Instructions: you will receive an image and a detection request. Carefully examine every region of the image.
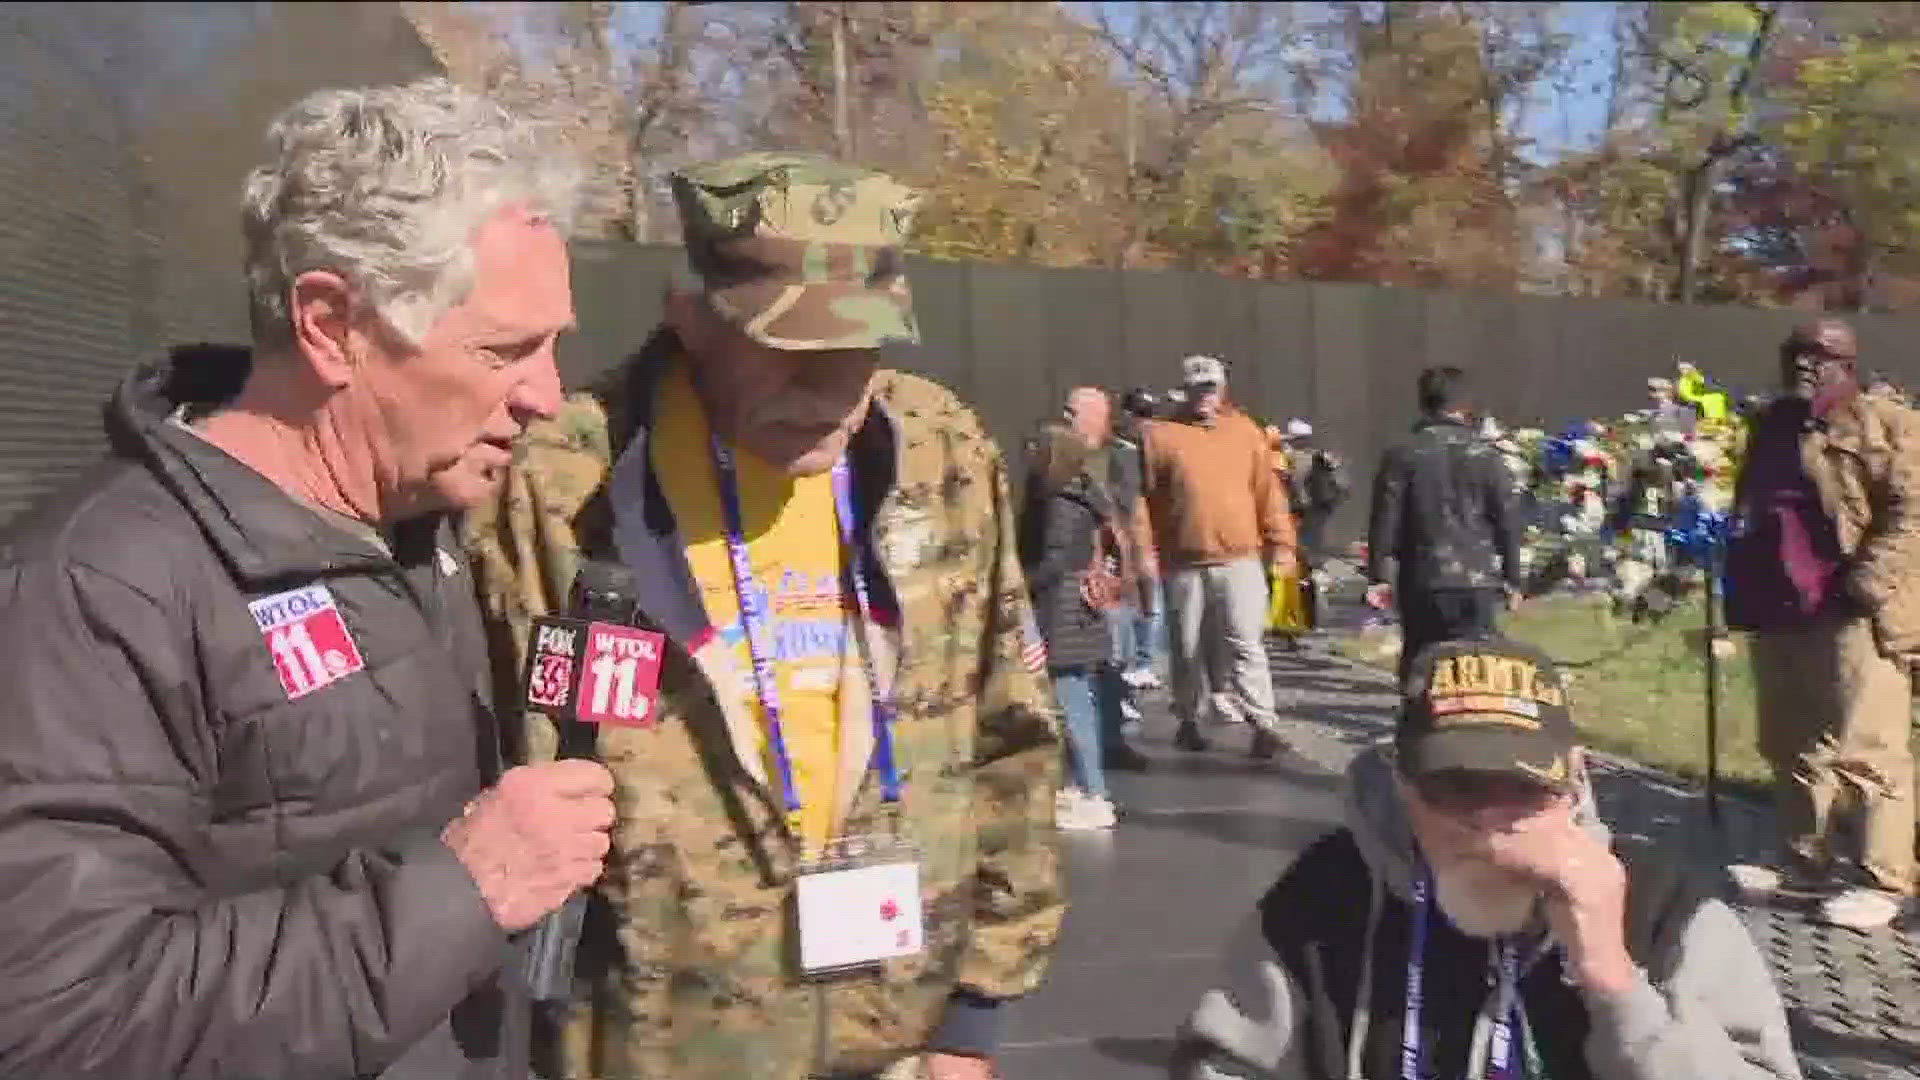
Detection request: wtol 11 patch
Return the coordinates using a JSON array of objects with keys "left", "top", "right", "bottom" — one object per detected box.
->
[{"left": 248, "top": 584, "right": 367, "bottom": 700}]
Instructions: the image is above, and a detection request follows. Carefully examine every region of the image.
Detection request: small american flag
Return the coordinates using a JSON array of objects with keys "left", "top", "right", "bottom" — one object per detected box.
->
[{"left": 1018, "top": 606, "right": 1048, "bottom": 672}]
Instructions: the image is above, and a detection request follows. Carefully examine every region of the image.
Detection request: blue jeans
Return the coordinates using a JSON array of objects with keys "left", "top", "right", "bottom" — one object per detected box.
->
[
  {"left": 1106, "top": 604, "right": 1137, "bottom": 671},
  {"left": 1132, "top": 582, "right": 1165, "bottom": 670},
  {"left": 1110, "top": 590, "right": 1164, "bottom": 673},
  {"left": 1051, "top": 665, "right": 1124, "bottom": 798}
]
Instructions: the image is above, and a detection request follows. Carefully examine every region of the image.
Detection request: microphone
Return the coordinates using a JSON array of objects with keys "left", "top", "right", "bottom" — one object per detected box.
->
[{"left": 520, "top": 560, "right": 664, "bottom": 1003}]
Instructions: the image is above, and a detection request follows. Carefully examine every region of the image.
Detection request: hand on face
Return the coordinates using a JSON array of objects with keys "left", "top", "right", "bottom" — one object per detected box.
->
[
  {"left": 1479, "top": 798, "right": 1600, "bottom": 890},
  {"left": 1480, "top": 800, "right": 1634, "bottom": 994}
]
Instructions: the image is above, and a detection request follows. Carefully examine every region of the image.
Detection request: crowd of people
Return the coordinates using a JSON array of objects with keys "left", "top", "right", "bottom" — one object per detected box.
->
[
  {"left": 1014, "top": 316, "right": 1916, "bottom": 1078},
  {"left": 1015, "top": 357, "right": 1365, "bottom": 828},
  {"left": 0, "top": 73, "right": 1902, "bottom": 1080}
]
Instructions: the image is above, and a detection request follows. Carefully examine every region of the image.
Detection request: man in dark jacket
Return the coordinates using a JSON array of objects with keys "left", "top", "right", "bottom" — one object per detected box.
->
[
  {"left": 1366, "top": 367, "right": 1522, "bottom": 682},
  {"left": 0, "top": 80, "right": 614, "bottom": 1079},
  {"left": 1172, "top": 641, "right": 1801, "bottom": 1079}
]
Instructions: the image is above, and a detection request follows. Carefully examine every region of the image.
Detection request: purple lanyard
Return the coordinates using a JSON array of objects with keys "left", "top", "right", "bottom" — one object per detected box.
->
[
  {"left": 1402, "top": 863, "right": 1527, "bottom": 1080},
  {"left": 709, "top": 438, "right": 902, "bottom": 834}
]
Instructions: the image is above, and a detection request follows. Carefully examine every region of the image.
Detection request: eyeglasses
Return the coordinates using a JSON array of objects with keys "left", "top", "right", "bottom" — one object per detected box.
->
[{"left": 1410, "top": 771, "right": 1562, "bottom": 817}]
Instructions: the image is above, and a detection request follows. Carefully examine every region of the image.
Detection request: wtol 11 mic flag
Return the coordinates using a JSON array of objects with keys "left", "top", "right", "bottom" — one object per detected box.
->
[{"left": 521, "top": 560, "right": 665, "bottom": 1003}]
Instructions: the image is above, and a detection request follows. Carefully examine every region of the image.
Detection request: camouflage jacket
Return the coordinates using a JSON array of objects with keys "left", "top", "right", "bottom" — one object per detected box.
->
[
  {"left": 1736, "top": 390, "right": 1920, "bottom": 659},
  {"left": 463, "top": 332, "right": 1065, "bottom": 1080}
]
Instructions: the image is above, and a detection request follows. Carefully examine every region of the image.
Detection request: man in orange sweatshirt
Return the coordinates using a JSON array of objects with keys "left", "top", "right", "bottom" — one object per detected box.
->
[{"left": 1137, "top": 355, "right": 1299, "bottom": 758}]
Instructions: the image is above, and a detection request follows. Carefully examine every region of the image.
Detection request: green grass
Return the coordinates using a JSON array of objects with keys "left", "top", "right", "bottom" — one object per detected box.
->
[{"left": 1335, "top": 593, "right": 1772, "bottom": 791}]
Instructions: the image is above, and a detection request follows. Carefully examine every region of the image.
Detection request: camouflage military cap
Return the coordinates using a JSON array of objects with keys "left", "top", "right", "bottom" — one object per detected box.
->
[{"left": 671, "top": 152, "right": 920, "bottom": 351}]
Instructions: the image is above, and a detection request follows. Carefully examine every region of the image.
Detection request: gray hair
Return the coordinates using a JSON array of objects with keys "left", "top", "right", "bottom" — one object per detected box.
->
[{"left": 243, "top": 78, "right": 580, "bottom": 349}]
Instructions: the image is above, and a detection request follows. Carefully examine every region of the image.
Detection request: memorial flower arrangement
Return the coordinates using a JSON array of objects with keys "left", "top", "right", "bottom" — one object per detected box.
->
[{"left": 1496, "top": 367, "right": 1747, "bottom": 611}]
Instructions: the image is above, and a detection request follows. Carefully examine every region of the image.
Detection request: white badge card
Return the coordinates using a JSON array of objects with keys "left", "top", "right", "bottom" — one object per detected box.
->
[{"left": 794, "top": 838, "right": 924, "bottom": 975}]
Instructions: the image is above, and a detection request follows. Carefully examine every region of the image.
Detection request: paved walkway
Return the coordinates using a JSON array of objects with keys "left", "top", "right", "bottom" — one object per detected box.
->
[{"left": 999, "top": 636, "right": 1920, "bottom": 1080}]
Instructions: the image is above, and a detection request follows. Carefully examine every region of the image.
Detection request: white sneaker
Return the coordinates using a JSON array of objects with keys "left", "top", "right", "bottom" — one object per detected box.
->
[
  {"left": 1134, "top": 670, "right": 1163, "bottom": 690},
  {"left": 1055, "top": 788, "right": 1115, "bottom": 831},
  {"left": 1727, "top": 864, "right": 1783, "bottom": 899},
  {"left": 1818, "top": 888, "right": 1905, "bottom": 930},
  {"left": 1120, "top": 698, "right": 1142, "bottom": 722},
  {"left": 1729, "top": 862, "right": 1836, "bottom": 900},
  {"left": 1054, "top": 787, "right": 1082, "bottom": 822}
]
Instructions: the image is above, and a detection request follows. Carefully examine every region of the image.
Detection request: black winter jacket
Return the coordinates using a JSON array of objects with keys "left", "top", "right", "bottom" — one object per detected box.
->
[
  {"left": 1366, "top": 417, "right": 1521, "bottom": 594},
  {"left": 0, "top": 351, "right": 526, "bottom": 1080},
  {"left": 1018, "top": 472, "right": 1115, "bottom": 670}
]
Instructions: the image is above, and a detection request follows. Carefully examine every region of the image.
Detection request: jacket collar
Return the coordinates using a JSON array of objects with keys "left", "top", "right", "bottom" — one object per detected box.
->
[
  {"left": 1810, "top": 386, "right": 1871, "bottom": 442},
  {"left": 107, "top": 346, "right": 408, "bottom": 588}
]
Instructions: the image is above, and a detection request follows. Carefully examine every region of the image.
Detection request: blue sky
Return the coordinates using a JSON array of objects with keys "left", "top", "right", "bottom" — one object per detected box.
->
[
  {"left": 1076, "top": 0, "right": 1622, "bottom": 165},
  {"left": 1528, "top": 2, "right": 1622, "bottom": 162}
]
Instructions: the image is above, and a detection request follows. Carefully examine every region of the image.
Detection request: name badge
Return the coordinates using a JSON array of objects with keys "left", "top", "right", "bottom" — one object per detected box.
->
[{"left": 794, "top": 835, "right": 924, "bottom": 976}]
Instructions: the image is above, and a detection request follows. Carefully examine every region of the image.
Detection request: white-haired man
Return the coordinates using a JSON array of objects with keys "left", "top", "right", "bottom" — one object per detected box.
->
[
  {"left": 1137, "top": 355, "right": 1298, "bottom": 758},
  {"left": 0, "top": 80, "right": 613, "bottom": 1079},
  {"left": 1173, "top": 640, "right": 1802, "bottom": 1080}
]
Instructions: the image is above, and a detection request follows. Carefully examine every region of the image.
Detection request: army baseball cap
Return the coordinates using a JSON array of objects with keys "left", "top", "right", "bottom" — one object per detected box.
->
[
  {"left": 1396, "top": 639, "right": 1579, "bottom": 791},
  {"left": 670, "top": 152, "right": 920, "bottom": 351}
]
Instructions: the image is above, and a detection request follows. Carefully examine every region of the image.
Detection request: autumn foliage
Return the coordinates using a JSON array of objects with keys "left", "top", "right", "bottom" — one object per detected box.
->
[{"left": 407, "top": 1, "right": 1920, "bottom": 311}]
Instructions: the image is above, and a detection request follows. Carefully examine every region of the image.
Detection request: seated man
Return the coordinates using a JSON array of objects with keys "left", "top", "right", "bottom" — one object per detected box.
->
[{"left": 1172, "top": 640, "right": 1802, "bottom": 1080}]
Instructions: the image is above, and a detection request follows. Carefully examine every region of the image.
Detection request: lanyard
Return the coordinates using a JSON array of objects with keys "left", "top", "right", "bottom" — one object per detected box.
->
[
  {"left": 1402, "top": 863, "right": 1529, "bottom": 1080},
  {"left": 710, "top": 437, "right": 903, "bottom": 840}
]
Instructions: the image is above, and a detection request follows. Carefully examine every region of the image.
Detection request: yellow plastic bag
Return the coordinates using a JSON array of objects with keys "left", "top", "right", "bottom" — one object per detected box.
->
[{"left": 1267, "top": 567, "right": 1310, "bottom": 634}]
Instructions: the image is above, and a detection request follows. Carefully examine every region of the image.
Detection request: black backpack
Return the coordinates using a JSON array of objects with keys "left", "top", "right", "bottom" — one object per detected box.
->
[{"left": 1304, "top": 450, "right": 1351, "bottom": 512}]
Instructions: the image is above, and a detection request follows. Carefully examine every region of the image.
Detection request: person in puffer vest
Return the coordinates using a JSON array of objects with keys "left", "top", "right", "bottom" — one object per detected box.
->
[{"left": 1171, "top": 640, "right": 1802, "bottom": 1080}]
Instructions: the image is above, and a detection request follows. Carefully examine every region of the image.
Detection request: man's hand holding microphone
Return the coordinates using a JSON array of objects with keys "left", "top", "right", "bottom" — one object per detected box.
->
[{"left": 442, "top": 760, "right": 615, "bottom": 932}]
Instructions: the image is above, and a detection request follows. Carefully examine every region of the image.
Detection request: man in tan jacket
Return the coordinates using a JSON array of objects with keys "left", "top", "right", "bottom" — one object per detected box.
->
[
  {"left": 1137, "top": 355, "right": 1298, "bottom": 759},
  {"left": 1726, "top": 319, "right": 1918, "bottom": 930}
]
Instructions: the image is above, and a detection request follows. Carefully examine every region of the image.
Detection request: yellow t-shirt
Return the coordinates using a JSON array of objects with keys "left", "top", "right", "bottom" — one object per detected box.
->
[{"left": 653, "top": 364, "right": 849, "bottom": 847}]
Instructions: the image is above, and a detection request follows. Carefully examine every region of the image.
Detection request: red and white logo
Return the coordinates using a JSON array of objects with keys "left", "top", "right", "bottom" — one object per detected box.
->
[
  {"left": 574, "top": 622, "right": 666, "bottom": 727},
  {"left": 248, "top": 584, "right": 366, "bottom": 700}
]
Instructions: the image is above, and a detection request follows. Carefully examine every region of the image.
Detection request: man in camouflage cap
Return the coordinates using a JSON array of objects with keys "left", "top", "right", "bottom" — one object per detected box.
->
[
  {"left": 676, "top": 150, "right": 921, "bottom": 353},
  {"left": 465, "top": 152, "right": 1064, "bottom": 1079}
]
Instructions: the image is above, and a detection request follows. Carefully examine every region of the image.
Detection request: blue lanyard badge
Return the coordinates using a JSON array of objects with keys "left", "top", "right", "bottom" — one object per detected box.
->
[
  {"left": 709, "top": 437, "right": 903, "bottom": 837},
  {"left": 1403, "top": 862, "right": 1528, "bottom": 1080}
]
